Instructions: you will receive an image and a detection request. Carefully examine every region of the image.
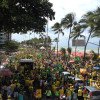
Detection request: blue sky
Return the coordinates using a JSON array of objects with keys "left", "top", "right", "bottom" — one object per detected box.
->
[{"left": 12, "top": 0, "right": 100, "bottom": 52}]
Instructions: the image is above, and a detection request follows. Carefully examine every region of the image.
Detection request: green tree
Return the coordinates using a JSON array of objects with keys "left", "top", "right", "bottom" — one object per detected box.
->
[
  {"left": 0, "top": 0, "right": 55, "bottom": 37},
  {"left": 5, "top": 40, "right": 19, "bottom": 52},
  {"left": 22, "top": 36, "right": 52, "bottom": 49},
  {"left": 61, "top": 13, "right": 76, "bottom": 48},
  {"left": 52, "top": 22, "right": 64, "bottom": 57}
]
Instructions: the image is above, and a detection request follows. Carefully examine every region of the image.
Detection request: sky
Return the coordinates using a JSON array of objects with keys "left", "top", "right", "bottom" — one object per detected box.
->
[
  {"left": 49, "top": 0, "right": 100, "bottom": 26},
  {"left": 12, "top": 0, "right": 100, "bottom": 52}
]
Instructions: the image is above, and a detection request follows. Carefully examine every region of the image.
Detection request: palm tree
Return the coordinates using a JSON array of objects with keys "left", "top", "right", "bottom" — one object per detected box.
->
[
  {"left": 61, "top": 13, "right": 76, "bottom": 48},
  {"left": 80, "top": 11, "right": 96, "bottom": 59},
  {"left": 71, "top": 23, "right": 85, "bottom": 56},
  {"left": 91, "top": 7, "right": 100, "bottom": 38},
  {"left": 52, "top": 22, "right": 64, "bottom": 57}
]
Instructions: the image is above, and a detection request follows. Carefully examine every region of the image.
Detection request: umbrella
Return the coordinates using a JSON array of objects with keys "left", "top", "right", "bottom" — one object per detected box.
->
[
  {"left": 69, "top": 60, "right": 75, "bottom": 63},
  {"left": 0, "top": 68, "right": 13, "bottom": 77},
  {"left": 71, "top": 52, "right": 84, "bottom": 57}
]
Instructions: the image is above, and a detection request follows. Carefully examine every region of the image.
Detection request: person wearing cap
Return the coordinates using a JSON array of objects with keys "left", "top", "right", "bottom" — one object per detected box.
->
[{"left": 78, "top": 87, "right": 83, "bottom": 100}]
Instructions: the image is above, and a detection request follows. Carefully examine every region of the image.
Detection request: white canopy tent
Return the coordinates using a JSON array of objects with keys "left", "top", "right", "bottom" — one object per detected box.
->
[{"left": 40, "top": 46, "right": 46, "bottom": 50}]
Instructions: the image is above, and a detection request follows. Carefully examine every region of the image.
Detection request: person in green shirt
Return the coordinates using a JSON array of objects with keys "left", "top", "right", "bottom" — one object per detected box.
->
[
  {"left": 45, "top": 89, "right": 52, "bottom": 99},
  {"left": 54, "top": 88, "right": 60, "bottom": 99}
]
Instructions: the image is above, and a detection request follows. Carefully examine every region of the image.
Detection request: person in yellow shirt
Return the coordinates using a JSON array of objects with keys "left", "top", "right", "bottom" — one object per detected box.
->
[
  {"left": 89, "top": 78, "right": 93, "bottom": 86},
  {"left": 67, "top": 88, "right": 72, "bottom": 100},
  {"left": 10, "top": 83, "right": 16, "bottom": 95},
  {"left": 83, "top": 88, "right": 88, "bottom": 100},
  {"left": 35, "top": 89, "right": 42, "bottom": 99},
  {"left": 0, "top": 93, "right": 2, "bottom": 99},
  {"left": 78, "top": 87, "right": 84, "bottom": 100},
  {"left": 55, "top": 80, "right": 60, "bottom": 87},
  {"left": 52, "top": 84, "right": 56, "bottom": 93}
]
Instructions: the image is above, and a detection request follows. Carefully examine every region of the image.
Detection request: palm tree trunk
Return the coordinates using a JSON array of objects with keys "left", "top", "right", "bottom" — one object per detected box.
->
[
  {"left": 68, "top": 27, "right": 71, "bottom": 48},
  {"left": 98, "top": 40, "right": 100, "bottom": 56},
  {"left": 84, "top": 31, "right": 92, "bottom": 59},
  {"left": 75, "top": 38, "right": 78, "bottom": 57},
  {"left": 57, "top": 33, "right": 60, "bottom": 57}
]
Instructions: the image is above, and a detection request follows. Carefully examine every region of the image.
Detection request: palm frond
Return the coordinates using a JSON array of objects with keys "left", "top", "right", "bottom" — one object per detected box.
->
[
  {"left": 61, "top": 31, "right": 64, "bottom": 35},
  {"left": 55, "top": 31, "right": 59, "bottom": 34},
  {"left": 79, "top": 35, "right": 85, "bottom": 38},
  {"left": 52, "top": 22, "right": 64, "bottom": 36},
  {"left": 61, "top": 12, "right": 76, "bottom": 29},
  {"left": 91, "top": 30, "right": 100, "bottom": 38},
  {"left": 52, "top": 22, "right": 61, "bottom": 31}
]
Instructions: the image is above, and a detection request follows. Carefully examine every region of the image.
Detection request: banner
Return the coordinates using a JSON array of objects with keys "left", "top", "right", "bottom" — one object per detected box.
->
[{"left": 72, "top": 39, "right": 85, "bottom": 46}]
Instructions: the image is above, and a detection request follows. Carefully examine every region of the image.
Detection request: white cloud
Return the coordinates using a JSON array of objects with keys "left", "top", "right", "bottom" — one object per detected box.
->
[{"left": 49, "top": 0, "right": 100, "bottom": 26}]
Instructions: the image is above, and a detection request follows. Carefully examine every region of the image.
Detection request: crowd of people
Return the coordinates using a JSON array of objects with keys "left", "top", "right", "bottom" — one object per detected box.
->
[{"left": 0, "top": 49, "right": 100, "bottom": 100}]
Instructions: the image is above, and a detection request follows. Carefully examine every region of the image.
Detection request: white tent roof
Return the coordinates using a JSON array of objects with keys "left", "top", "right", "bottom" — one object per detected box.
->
[
  {"left": 62, "top": 71, "right": 70, "bottom": 75},
  {"left": 40, "top": 46, "right": 45, "bottom": 50}
]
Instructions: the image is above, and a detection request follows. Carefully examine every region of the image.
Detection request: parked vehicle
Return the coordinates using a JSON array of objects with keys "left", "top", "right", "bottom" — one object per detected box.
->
[{"left": 84, "top": 86, "right": 100, "bottom": 100}]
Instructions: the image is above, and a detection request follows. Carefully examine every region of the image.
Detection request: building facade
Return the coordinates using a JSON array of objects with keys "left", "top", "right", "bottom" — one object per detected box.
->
[
  {"left": 0, "top": 33, "right": 11, "bottom": 49},
  {"left": 0, "top": 33, "right": 5, "bottom": 45}
]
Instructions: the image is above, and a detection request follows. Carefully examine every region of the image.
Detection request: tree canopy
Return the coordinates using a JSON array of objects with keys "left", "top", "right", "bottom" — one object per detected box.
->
[
  {"left": 21, "top": 36, "right": 52, "bottom": 48},
  {"left": 5, "top": 40, "right": 19, "bottom": 52},
  {"left": 0, "top": 0, "right": 55, "bottom": 33}
]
